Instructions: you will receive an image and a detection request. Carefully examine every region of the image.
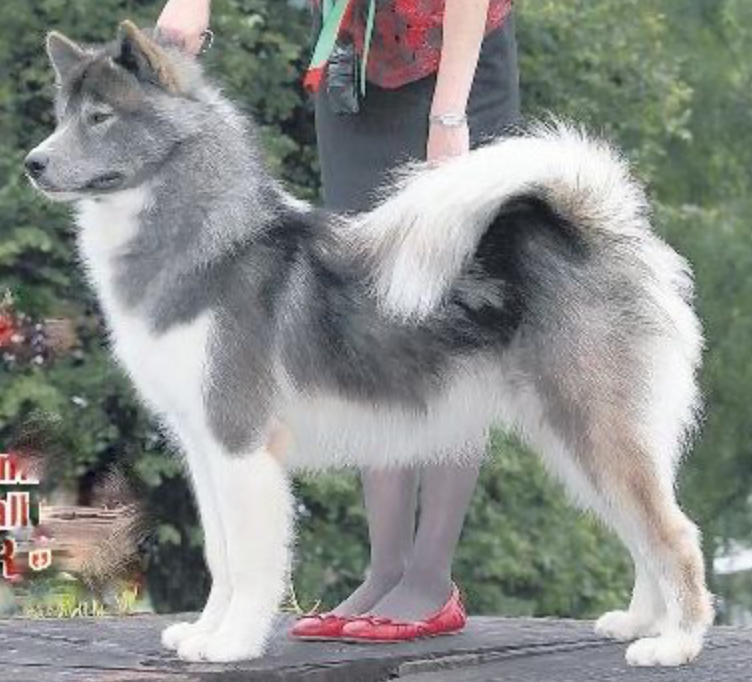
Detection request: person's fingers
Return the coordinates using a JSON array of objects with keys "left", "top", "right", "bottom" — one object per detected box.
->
[
  {"left": 184, "top": 35, "right": 205, "bottom": 55},
  {"left": 154, "top": 24, "right": 206, "bottom": 55}
]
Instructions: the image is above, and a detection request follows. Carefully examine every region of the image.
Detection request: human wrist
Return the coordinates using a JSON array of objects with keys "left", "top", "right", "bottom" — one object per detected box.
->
[{"left": 430, "top": 90, "right": 470, "bottom": 123}]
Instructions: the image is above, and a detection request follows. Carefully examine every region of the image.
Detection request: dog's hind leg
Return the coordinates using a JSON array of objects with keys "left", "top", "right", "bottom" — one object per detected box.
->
[
  {"left": 592, "top": 440, "right": 712, "bottom": 666},
  {"left": 512, "top": 354, "right": 712, "bottom": 666},
  {"left": 613, "top": 465, "right": 712, "bottom": 666},
  {"left": 176, "top": 433, "right": 294, "bottom": 663}
]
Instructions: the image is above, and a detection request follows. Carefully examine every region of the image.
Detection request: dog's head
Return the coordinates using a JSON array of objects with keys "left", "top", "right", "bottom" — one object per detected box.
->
[{"left": 25, "top": 21, "right": 205, "bottom": 201}]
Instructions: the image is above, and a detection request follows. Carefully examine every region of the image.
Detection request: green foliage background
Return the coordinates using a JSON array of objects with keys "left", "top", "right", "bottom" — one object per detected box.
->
[{"left": 1, "top": 0, "right": 750, "bottom": 619}]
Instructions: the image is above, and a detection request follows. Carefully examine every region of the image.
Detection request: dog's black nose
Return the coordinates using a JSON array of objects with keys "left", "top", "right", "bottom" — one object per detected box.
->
[{"left": 24, "top": 152, "right": 50, "bottom": 179}]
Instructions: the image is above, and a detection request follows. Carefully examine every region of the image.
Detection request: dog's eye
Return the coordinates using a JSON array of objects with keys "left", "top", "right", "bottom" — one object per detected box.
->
[{"left": 89, "top": 111, "right": 113, "bottom": 126}]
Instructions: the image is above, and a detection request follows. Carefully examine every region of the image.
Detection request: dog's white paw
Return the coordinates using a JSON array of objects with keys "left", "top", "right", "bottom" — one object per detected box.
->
[
  {"left": 175, "top": 611, "right": 270, "bottom": 663},
  {"left": 595, "top": 610, "right": 659, "bottom": 642},
  {"left": 162, "top": 621, "right": 202, "bottom": 650},
  {"left": 176, "top": 631, "right": 214, "bottom": 662},
  {"left": 625, "top": 632, "right": 703, "bottom": 667},
  {"left": 176, "top": 629, "right": 265, "bottom": 663},
  {"left": 164, "top": 588, "right": 233, "bottom": 654},
  {"left": 201, "top": 635, "right": 265, "bottom": 663}
]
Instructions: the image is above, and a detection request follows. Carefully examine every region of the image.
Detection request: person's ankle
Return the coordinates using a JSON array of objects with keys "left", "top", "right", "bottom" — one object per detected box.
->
[
  {"left": 400, "top": 565, "right": 452, "bottom": 596},
  {"left": 365, "top": 565, "right": 405, "bottom": 591},
  {"left": 330, "top": 568, "right": 405, "bottom": 616}
]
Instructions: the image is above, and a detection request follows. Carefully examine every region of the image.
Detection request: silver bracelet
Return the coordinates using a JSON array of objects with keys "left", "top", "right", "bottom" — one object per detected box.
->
[{"left": 429, "top": 112, "right": 468, "bottom": 128}]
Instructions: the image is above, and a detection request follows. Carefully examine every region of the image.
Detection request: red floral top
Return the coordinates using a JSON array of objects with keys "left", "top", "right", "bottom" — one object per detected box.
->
[{"left": 313, "top": 0, "right": 514, "bottom": 89}]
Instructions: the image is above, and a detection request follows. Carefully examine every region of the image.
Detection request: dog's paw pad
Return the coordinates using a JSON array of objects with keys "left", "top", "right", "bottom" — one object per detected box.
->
[
  {"left": 626, "top": 633, "right": 703, "bottom": 667},
  {"left": 595, "top": 610, "right": 658, "bottom": 642}
]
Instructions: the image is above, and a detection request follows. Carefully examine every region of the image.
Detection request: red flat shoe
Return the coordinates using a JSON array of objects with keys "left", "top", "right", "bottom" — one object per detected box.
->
[
  {"left": 339, "top": 584, "right": 467, "bottom": 643},
  {"left": 290, "top": 612, "right": 353, "bottom": 640}
]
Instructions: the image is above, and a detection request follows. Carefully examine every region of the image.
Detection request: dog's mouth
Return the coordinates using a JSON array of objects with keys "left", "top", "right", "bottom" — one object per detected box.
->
[
  {"left": 27, "top": 171, "right": 127, "bottom": 199},
  {"left": 84, "top": 172, "right": 126, "bottom": 191}
]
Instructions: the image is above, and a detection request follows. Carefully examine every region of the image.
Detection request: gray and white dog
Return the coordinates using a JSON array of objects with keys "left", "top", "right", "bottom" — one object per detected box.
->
[{"left": 26, "top": 22, "right": 712, "bottom": 666}]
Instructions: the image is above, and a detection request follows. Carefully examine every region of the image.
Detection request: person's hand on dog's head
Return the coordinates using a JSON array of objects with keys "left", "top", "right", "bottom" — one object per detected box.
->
[{"left": 157, "top": 0, "right": 211, "bottom": 56}]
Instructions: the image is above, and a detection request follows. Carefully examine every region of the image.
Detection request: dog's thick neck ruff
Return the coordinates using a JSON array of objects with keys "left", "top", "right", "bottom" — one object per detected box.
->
[{"left": 75, "top": 108, "right": 281, "bottom": 330}]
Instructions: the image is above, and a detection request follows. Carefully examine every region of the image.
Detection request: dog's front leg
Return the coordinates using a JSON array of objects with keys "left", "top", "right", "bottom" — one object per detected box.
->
[
  {"left": 177, "top": 433, "right": 294, "bottom": 663},
  {"left": 162, "top": 426, "right": 232, "bottom": 652}
]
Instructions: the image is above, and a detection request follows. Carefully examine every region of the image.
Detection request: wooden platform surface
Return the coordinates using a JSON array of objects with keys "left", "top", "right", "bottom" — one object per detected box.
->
[{"left": 2, "top": 614, "right": 751, "bottom": 681}]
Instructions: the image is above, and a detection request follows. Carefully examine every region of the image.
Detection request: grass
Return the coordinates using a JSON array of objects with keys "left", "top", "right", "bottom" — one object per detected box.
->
[{"left": 18, "top": 576, "right": 143, "bottom": 619}]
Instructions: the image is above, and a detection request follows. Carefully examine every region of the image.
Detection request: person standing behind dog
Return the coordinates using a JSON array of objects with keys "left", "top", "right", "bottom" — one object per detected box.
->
[{"left": 157, "top": 0, "right": 520, "bottom": 642}]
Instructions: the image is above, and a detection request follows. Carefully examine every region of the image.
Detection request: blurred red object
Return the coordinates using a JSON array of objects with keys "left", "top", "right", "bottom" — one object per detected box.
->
[{"left": 0, "top": 314, "right": 15, "bottom": 347}]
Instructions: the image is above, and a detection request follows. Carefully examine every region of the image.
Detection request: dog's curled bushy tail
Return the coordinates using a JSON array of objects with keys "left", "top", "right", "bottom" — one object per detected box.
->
[
  {"left": 350, "top": 121, "right": 703, "bottom": 474},
  {"left": 350, "top": 122, "right": 684, "bottom": 322}
]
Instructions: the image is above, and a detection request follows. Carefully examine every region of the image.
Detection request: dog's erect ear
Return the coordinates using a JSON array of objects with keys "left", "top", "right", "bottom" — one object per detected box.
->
[
  {"left": 116, "top": 20, "right": 180, "bottom": 93},
  {"left": 47, "top": 31, "right": 86, "bottom": 82}
]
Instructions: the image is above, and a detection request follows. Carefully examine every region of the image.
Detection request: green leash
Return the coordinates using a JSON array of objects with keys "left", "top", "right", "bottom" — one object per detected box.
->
[{"left": 360, "top": 0, "right": 376, "bottom": 96}]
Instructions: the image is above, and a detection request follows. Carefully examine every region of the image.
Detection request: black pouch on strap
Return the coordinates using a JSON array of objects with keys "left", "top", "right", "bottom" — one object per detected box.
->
[{"left": 326, "top": 39, "right": 361, "bottom": 115}]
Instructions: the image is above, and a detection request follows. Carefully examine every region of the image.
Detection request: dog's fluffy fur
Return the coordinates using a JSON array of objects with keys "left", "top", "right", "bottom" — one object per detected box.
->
[{"left": 27, "top": 24, "right": 713, "bottom": 666}]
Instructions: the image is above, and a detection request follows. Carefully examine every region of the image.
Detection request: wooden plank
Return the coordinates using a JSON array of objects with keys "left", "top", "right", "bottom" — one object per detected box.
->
[
  {"left": 399, "top": 633, "right": 752, "bottom": 681},
  {"left": 0, "top": 615, "right": 604, "bottom": 681},
  {"left": 0, "top": 615, "right": 751, "bottom": 682}
]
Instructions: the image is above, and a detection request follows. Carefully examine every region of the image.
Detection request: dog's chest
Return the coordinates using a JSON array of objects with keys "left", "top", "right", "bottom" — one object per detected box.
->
[
  {"left": 108, "top": 309, "right": 211, "bottom": 421},
  {"left": 76, "top": 190, "right": 211, "bottom": 419}
]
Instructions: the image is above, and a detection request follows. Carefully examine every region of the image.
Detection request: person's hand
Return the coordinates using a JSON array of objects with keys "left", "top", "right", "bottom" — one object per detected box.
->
[
  {"left": 426, "top": 120, "right": 470, "bottom": 165},
  {"left": 157, "top": 0, "right": 211, "bottom": 55}
]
